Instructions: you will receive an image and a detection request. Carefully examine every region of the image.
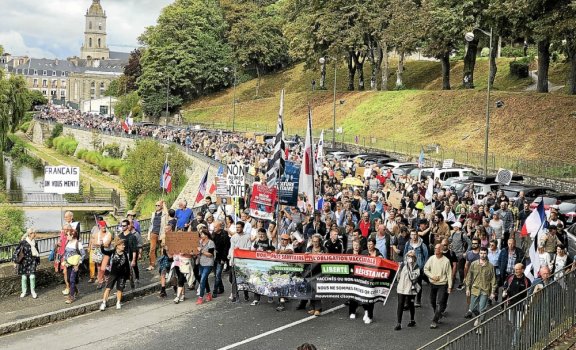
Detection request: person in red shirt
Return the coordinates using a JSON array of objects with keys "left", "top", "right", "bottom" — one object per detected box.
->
[{"left": 359, "top": 212, "right": 371, "bottom": 238}]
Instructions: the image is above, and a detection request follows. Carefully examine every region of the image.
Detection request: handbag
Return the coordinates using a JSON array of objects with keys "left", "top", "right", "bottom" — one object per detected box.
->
[
  {"left": 15, "top": 243, "right": 25, "bottom": 264},
  {"left": 48, "top": 247, "right": 56, "bottom": 262},
  {"left": 91, "top": 248, "right": 104, "bottom": 264}
]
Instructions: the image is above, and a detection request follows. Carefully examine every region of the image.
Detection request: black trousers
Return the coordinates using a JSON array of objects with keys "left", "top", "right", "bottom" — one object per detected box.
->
[
  {"left": 430, "top": 284, "right": 448, "bottom": 323},
  {"left": 397, "top": 294, "right": 415, "bottom": 324},
  {"left": 349, "top": 299, "right": 374, "bottom": 319}
]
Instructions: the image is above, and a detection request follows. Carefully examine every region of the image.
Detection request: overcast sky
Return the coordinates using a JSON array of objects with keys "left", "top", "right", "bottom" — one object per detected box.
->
[{"left": 0, "top": 0, "right": 174, "bottom": 59}]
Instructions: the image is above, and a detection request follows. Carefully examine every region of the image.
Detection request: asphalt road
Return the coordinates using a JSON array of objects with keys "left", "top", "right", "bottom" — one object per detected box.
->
[{"left": 0, "top": 277, "right": 473, "bottom": 350}]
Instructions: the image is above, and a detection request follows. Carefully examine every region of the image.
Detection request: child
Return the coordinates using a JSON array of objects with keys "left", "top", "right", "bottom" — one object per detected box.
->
[{"left": 99, "top": 237, "right": 131, "bottom": 311}]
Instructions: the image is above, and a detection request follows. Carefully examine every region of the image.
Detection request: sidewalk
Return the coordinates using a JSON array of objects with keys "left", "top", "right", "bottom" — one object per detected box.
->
[{"left": 0, "top": 262, "right": 159, "bottom": 334}]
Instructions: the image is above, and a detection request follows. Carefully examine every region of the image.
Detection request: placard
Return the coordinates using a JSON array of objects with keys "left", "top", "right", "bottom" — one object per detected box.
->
[
  {"left": 227, "top": 163, "right": 245, "bottom": 198},
  {"left": 44, "top": 166, "right": 80, "bottom": 194},
  {"left": 165, "top": 231, "right": 200, "bottom": 256},
  {"left": 355, "top": 166, "right": 365, "bottom": 178},
  {"left": 215, "top": 176, "right": 228, "bottom": 197},
  {"left": 249, "top": 183, "right": 278, "bottom": 221},
  {"left": 389, "top": 191, "right": 403, "bottom": 209},
  {"left": 279, "top": 161, "right": 300, "bottom": 206},
  {"left": 442, "top": 159, "right": 454, "bottom": 169}
]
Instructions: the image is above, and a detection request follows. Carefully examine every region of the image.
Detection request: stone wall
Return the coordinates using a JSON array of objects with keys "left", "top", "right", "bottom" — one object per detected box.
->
[{"left": 0, "top": 260, "right": 61, "bottom": 298}]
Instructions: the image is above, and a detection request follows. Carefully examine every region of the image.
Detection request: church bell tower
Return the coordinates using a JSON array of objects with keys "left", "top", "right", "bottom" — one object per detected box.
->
[{"left": 80, "top": 0, "right": 109, "bottom": 60}]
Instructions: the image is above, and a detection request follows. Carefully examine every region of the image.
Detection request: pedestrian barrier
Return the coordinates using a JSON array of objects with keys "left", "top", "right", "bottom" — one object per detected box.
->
[
  {"left": 418, "top": 268, "right": 576, "bottom": 350},
  {"left": 0, "top": 219, "right": 151, "bottom": 264}
]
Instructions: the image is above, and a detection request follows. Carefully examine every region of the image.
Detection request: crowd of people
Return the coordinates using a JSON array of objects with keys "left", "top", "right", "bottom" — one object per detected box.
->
[{"left": 13, "top": 109, "right": 575, "bottom": 333}]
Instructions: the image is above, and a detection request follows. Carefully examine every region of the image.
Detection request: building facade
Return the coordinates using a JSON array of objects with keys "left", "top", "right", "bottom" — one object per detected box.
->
[{"left": 1, "top": 0, "right": 127, "bottom": 108}]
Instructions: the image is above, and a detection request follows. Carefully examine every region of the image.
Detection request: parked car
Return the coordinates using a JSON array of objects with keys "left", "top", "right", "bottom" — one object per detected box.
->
[
  {"left": 530, "top": 193, "right": 576, "bottom": 211},
  {"left": 408, "top": 167, "right": 479, "bottom": 185},
  {"left": 500, "top": 184, "right": 558, "bottom": 203},
  {"left": 448, "top": 175, "right": 524, "bottom": 204}
]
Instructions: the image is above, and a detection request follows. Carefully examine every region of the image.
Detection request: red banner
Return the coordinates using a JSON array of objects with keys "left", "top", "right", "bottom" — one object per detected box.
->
[{"left": 249, "top": 183, "right": 277, "bottom": 220}]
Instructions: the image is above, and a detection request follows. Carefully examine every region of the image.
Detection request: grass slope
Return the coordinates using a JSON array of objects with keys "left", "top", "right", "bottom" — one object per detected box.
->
[{"left": 183, "top": 60, "right": 576, "bottom": 166}]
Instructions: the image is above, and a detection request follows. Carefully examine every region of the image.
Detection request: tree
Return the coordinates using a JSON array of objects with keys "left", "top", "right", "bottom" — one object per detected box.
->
[
  {"left": 0, "top": 73, "right": 31, "bottom": 150},
  {"left": 114, "top": 91, "right": 142, "bottom": 118},
  {"left": 138, "top": 0, "right": 232, "bottom": 117},
  {"left": 104, "top": 79, "right": 120, "bottom": 97},
  {"left": 421, "top": 1, "right": 464, "bottom": 90},
  {"left": 25, "top": 89, "right": 48, "bottom": 108},
  {"left": 123, "top": 48, "right": 142, "bottom": 93},
  {"left": 121, "top": 140, "right": 190, "bottom": 206},
  {"left": 222, "top": 0, "right": 289, "bottom": 97}
]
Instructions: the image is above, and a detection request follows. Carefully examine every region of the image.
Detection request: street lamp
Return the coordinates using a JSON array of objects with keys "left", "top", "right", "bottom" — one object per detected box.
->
[
  {"left": 224, "top": 66, "right": 237, "bottom": 132},
  {"left": 319, "top": 56, "right": 337, "bottom": 148},
  {"left": 465, "top": 27, "right": 493, "bottom": 175}
]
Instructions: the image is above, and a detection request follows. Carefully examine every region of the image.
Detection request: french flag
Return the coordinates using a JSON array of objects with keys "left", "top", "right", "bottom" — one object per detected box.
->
[
  {"left": 521, "top": 200, "right": 546, "bottom": 237},
  {"left": 160, "top": 162, "right": 172, "bottom": 193},
  {"left": 195, "top": 169, "right": 209, "bottom": 204},
  {"left": 208, "top": 166, "right": 224, "bottom": 194}
]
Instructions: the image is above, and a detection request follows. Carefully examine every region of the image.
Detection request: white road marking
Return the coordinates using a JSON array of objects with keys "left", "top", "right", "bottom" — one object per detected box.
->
[{"left": 217, "top": 304, "right": 346, "bottom": 350}]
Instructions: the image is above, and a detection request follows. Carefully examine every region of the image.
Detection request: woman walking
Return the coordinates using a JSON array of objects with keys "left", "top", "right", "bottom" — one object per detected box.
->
[
  {"left": 196, "top": 229, "right": 215, "bottom": 304},
  {"left": 99, "top": 237, "right": 131, "bottom": 311},
  {"left": 62, "top": 228, "right": 85, "bottom": 304},
  {"left": 395, "top": 250, "right": 420, "bottom": 330},
  {"left": 96, "top": 225, "right": 113, "bottom": 289},
  {"left": 13, "top": 228, "right": 40, "bottom": 299}
]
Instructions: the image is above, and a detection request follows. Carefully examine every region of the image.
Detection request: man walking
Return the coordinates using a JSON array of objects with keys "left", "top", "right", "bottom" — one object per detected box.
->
[
  {"left": 465, "top": 247, "right": 497, "bottom": 324},
  {"left": 424, "top": 244, "right": 453, "bottom": 329},
  {"left": 147, "top": 200, "right": 167, "bottom": 271}
]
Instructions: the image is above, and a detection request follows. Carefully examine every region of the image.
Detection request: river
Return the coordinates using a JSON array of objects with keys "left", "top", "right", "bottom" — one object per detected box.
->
[{"left": 1, "top": 156, "right": 97, "bottom": 232}]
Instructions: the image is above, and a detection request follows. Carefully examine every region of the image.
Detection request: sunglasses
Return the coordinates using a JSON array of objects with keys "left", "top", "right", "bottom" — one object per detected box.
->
[{"left": 121, "top": 225, "right": 128, "bottom": 228}]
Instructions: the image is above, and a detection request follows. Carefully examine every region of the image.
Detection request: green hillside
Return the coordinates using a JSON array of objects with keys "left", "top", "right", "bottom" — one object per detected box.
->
[{"left": 182, "top": 59, "right": 576, "bottom": 172}]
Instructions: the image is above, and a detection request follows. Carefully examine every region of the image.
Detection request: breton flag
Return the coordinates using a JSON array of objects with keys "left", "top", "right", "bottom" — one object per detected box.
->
[
  {"left": 266, "top": 89, "right": 286, "bottom": 187},
  {"left": 160, "top": 161, "right": 172, "bottom": 193},
  {"left": 418, "top": 147, "right": 425, "bottom": 168},
  {"left": 298, "top": 106, "right": 315, "bottom": 205},
  {"left": 208, "top": 165, "right": 224, "bottom": 194},
  {"left": 195, "top": 169, "right": 209, "bottom": 204},
  {"left": 315, "top": 130, "right": 324, "bottom": 175},
  {"left": 525, "top": 200, "right": 547, "bottom": 281}
]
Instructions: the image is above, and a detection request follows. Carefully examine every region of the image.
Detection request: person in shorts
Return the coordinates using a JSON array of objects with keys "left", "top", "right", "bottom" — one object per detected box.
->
[{"left": 99, "top": 237, "right": 131, "bottom": 311}]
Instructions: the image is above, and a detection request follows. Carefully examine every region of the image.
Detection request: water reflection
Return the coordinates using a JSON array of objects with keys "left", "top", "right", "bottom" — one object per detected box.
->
[{"left": 1, "top": 156, "right": 97, "bottom": 232}]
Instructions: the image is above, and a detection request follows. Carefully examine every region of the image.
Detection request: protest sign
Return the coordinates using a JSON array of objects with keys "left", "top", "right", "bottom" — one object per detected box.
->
[
  {"left": 249, "top": 184, "right": 278, "bottom": 221},
  {"left": 215, "top": 176, "right": 228, "bottom": 197},
  {"left": 233, "top": 249, "right": 399, "bottom": 304},
  {"left": 442, "top": 159, "right": 454, "bottom": 169},
  {"left": 278, "top": 161, "right": 300, "bottom": 206},
  {"left": 389, "top": 191, "right": 403, "bottom": 209},
  {"left": 165, "top": 231, "right": 200, "bottom": 256},
  {"left": 44, "top": 166, "right": 80, "bottom": 194},
  {"left": 355, "top": 166, "right": 365, "bottom": 178},
  {"left": 227, "top": 163, "right": 245, "bottom": 198}
]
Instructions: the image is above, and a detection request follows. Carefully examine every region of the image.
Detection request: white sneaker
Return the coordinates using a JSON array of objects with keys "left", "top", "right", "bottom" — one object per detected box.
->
[
  {"left": 31, "top": 291, "right": 37, "bottom": 299},
  {"left": 250, "top": 300, "right": 260, "bottom": 306},
  {"left": 179, "top": 295, "right": 185, "bottom": 302},
  {"left": 99, "top": 302, "right": 106, "bottom": 311},
  {"left": 116, "top": 302, "right": 121, "bottom": 310},
  {"left": 174, "top": 296, "right": 180, "bottom": 304},
  {"left": 364, "top": 318, "right": 373, "bottom": 324},
  {"left": 363, "top": 311, "right": 369, "bottom": 322},
  {"left": 196, "top": 287, "right": 200, "bottom": 295},
  {"left": 20, "top": 292, "right": 26, "bottom": 298},
  {"left": 349, "top": 314, "right": 356, "bottom": 319}
]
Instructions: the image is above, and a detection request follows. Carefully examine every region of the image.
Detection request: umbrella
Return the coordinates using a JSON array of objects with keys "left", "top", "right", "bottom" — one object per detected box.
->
[
  {"left": 340, "top": 177, "right": 365, "bottom": 187},
  {"left": 225, "top": 143, "right": 239, "bottom": 151}
]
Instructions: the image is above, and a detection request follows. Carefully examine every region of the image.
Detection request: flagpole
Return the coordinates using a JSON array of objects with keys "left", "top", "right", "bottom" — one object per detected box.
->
[
  {"left": 275, "top": 90, "right": 285, "bottom": 227},
  {"left": 308, "top": 105, "right": 316, "bottom": 211},
  {"left": 162, "top": 153, "right": 168, "bottom": 200},
  {"left": 194, "top": 165, "right": 211, "bottom": 207}
]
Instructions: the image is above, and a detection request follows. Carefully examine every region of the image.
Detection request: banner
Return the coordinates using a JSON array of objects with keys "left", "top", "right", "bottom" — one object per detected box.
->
[
  {"left": 233, "top": 249, "right": 399, "bottom": 304},
  {"left": 165, "top": 231, "right": 199, "bottom": 256},
  {"left": 249, "top": 183, "right": 278, "bottom": 221},
  {"left": 278, "top": 161, "right": 300, "bottom": 206},
  {"left": 44, "top": 166, "right": 80, "bottom": 194},
  {"left": 227, "top": 163, "right": 245, "bottom": 198}
]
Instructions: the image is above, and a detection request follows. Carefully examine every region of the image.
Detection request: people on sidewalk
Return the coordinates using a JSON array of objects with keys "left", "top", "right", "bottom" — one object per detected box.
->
[
  {"left": 99, "top": 237, "right": 130, "bottom": 311},
  {"left": 196, "top": 228, "right": 215, "bottom": 305},
  {"left": 13, "top": 228, "right": 40, "bottom": 299},
  {"left": 62, "top": 227, "right": 85, "bottom": 304},
  {"left": 147, "top": 200, "right": 168, "bottom": 271},
  {"left": 395, "top": 250, "right": 420, "bottom": 330},
  {"left": 464, "top": 247, "right": 497, "bottom": 324},
  {"left": 424, "top": 243, "right": 453, "bottom": 329}
]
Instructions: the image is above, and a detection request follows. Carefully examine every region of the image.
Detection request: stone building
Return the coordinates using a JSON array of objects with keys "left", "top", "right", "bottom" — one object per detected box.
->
[{"left": 1, "top": 0, "right": 128, "bottom": 108}]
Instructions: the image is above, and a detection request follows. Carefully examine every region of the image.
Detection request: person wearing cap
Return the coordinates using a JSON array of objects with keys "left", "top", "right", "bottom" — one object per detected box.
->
[
  {"left": 541, "top": 226, "right": 562, "bottom": 259},
  {"left": 448, "top": 221, "right": 471, "bottom": 290},
  {"left": 147, "top": 200, "right": 168, "bottom": 271},
  {"left": 126, "top": 210, "right": 140, "bottom": 233}
]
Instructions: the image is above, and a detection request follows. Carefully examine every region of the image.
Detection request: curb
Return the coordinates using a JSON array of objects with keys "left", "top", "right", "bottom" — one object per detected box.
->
[{"left": 0, "top": 282, "right": 161, "bottom": 336}]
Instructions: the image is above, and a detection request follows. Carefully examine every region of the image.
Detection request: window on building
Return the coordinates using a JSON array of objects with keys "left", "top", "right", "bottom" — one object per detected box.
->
[
  {"left": 60, "top": 90, "right": 66, "bottom": 97},
  {"left": 34, "top": 69, "right": 38, "bottom": 75},
  {"left": 42, "top": 90, "right": 47, "bottom": 96},
  {"left": 51, "top": 79, "right": 57, "bottom": 88},
  {"left": 98, "top": 38, "right": 101, "bottom": 48},
  {"left": 99, "top": 23, "right": 102, "bottom": 30},
  {"left": 89, "top": 38, "right": 92, "bottom": 47},
  {"left": 43, "top": 70, "right": 47, "bottom": 76},
  {"left": 61, "top": 79, "right": 66, "bottom": 87},
  {"left": 42, "top": 79, "right": 47, "bottom": 88},
  {"left": 52, "top": 70, "right": 56, "bottom": 76},
  {"left": 50, "top": 90, "right": 56, "bottom": 97},
  {"left": 33, "top": 79, "right": 38, "bottom": 88},
  {"left": 89, "top": 22, "right": 92, "bottom": 30}
]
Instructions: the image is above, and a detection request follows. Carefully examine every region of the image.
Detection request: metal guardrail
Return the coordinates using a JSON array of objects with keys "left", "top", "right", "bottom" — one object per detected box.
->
[
  {"left": 6, "top": 189, "right": 119, "bottom": 207},
  {"left": 418, "top": 267, "right": 576, "bottom": 350},
  {"left": 0, "top": 219, "right": 151, "bottom": 264}
]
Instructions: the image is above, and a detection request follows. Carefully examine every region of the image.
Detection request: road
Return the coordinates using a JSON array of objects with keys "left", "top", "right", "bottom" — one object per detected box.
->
[{"left": 0, "top": 279, "right": 472, "bottom": 350}]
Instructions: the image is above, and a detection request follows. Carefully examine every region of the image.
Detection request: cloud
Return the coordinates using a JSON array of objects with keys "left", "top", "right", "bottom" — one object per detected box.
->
[{"left": 0, "top": 0, "right": 173, "bottom": 58}]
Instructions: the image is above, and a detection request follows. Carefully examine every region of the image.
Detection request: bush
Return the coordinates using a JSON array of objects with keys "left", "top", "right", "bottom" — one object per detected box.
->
[
  {"left": 510, "top": 61, "right": 529, "bottom": 78},
  {"left": 52, "top": 136, "right": 78, "bottom": 155},
  {"left": 0, "top": 204, "right": 26, "bottom": 245},
  {"left": 480, "top": 47, "right": 490, "bottom": 57},
  {"left": 76, "top": 148, "right": 125, "bottom": 175},
  {"left": 46, "top": 123, "right": 63, "bottom": 148},
  {"left": 19, "top": 121, "right": 31, "bottom": 132},
  {"left": 76, "top": 148, "right": 88, "bottom": 159},
  {"left": 501, "top": 46, "right": 524, "bottom": 58},
  {"left": 102, "top": 143, "right": 123, "bottom": 158}
]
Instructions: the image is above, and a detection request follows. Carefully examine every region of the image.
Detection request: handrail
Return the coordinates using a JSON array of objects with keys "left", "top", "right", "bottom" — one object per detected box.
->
[{"left": 0, "top": 218, "right": 151, "bottom": 263}]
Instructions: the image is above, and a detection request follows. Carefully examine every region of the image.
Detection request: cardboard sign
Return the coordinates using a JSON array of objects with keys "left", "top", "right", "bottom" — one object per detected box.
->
[
  {"left": 245, "top": 132, "right": 255, "bottom": 139},
  {"left": 255, "top": 135, "right": 265, "bottom": 144},
  {"left": 215, "top": 176, "right": 228, "bottom": 197},
  {"left": 165, "top": 231, "right": 200, "bottom": 256},
  {"left": 355, "top": 166, "right": 365, "bottom": 178},
  {"left": 227, "top": 163, "right": 245, "bottom": 198},
  {"left": 389, "top": 191, "right": 403, "bottom": 209},
  {"left": 442, "top": 159, "right": 454, "bottom": 169},
  {"left": 44, "top": 166, "right": 80, "bottom": 194}
]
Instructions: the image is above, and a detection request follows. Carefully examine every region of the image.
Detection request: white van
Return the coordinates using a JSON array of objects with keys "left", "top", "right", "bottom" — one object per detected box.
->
[{"left": 409, "top": 167, "right": 479, "bottom": 185}]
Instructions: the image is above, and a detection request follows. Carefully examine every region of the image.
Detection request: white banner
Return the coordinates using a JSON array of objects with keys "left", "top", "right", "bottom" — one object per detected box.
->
[
  {"left": 227, "top": 163, "right": 245, "bottom": 198},
  {"left": 44, "top": 166, "right": 80, "bottom": 194}
]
